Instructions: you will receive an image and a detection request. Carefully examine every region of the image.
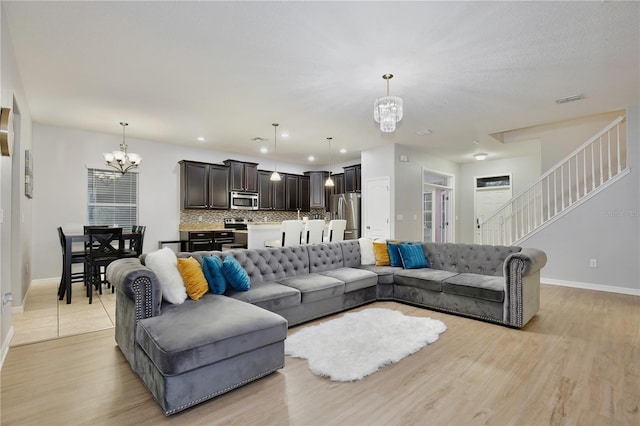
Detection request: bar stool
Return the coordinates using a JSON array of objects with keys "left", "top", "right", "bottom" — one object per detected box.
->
[
  {"left": 265, "top": 220, "right": 304, "bottom": 247},
  {"left": 304, "top": 219, "right": 325, "bottom": 244},
  {"left": 323, "top": 220, "right": 347, "bottom": 242}
]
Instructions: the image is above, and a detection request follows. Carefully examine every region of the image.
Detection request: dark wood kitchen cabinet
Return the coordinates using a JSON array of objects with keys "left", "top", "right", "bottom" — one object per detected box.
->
[
  {"left": 258, "top": 170, "right": 286, "bottom": 210},
  {"left": 306, "top": 171, "right": 329, "bottom": 209},
  {"left": 285, "top": 174, "right": 310, "bottom": 211},
  {"left": 179, "top": 160, "right": 229, "bottom": 209},
  {"left": 344, "top": 164, "right": 361, "bottom": 192},
  {"left": 224, "top": 160, "right": 258, "bottom": 192}
]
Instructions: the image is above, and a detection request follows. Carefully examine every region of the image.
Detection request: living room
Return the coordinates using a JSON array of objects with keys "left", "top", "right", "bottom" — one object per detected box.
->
[{"left": 1, "top": 2, "right": 639, "bottom": 424}]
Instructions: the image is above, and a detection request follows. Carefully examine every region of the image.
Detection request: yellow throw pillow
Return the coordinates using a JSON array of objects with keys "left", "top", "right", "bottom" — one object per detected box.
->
[
  {"left": 373, "top": 241, "right": 391, "bottom": 266},
  {"left": 177, "top": 257, "right": 209, "bottom": 300}
]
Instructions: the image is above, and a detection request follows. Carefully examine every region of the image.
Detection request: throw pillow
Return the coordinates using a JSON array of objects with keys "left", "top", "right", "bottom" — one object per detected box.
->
[
  {"left": 398, "top": 243, "right": 430, "bottom": 269},
  {"left": 358, "top": 238, "right": 375, "bottom": 265},
  {"left": 144, "top": 247, "right": 187, "bottom": 304},
  {"left": 372, "top": 241, "right": 391, "bottom": 266},
  {"left": 387, "top": 241, "right": 403, "bottom": 267},
  {"left": 177, "top": 257, "right": 209, "bottom": 300},
  {"left": 202, "top": 255, "right": 228, "bottom": 295},
  {"left": 221, "top": 256, "right": 251, "bottom": 291}
]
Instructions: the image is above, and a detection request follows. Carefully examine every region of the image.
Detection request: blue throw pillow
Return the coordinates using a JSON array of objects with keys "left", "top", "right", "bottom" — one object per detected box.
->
[
  {"left": 387, "top": 242, "right": 403, "bottom": 267},
  {"left": 398, "top": 244, "right": 430, "bottom": 269},
  {"left": 222, "top": 256, "right": 251, "bottom": 291},
  {"left": 202, "top": 255, "right": 228, "bottom": 294}
]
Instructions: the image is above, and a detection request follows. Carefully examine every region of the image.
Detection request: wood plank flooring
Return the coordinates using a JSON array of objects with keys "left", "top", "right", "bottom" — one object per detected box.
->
[{"left": 1, "top": 284, "right": 638, "bottom": 425}]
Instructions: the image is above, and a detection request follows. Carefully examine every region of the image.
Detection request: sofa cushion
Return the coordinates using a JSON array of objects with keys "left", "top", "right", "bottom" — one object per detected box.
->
[
  {"left": 394, "top": 269, "right": 459, "bottom": 292},
  {"left": 135, "top": 294, "right": 288, "bottom": 375},
  {"left": 177, "top": 257, "right": 209, "bottom": 300},
  {"left": 222, "top": 256, "right": 250, "bottom": 291},
  {"left": 277, "top": 273, "right": 345, "bottom": 303},
  {"left": 202, "top": 255, "right": 227, "bottom": 295},
  {"left": 358, "top": 265, "right": 404, "bottom": 285},
  {"left": 398, "top": 244, "right": 430, "bottom": 269},
  {"left": 340, "top": 240, "right": 362, "bottom": 268},
  {"left": 144, "top": 247, "right": 188, "bottom": 304},
  {"left": 372, "top": 241, "right": 391, "bottom": 266},
  {"left": 320, "top": 267, "right": 378, "bottom": 292},
  {"left": 226, "top": 281, "right": 301, "bottom": 311},
  {"left": 442, "top": 273, "right": 505, "bottom": 303}
]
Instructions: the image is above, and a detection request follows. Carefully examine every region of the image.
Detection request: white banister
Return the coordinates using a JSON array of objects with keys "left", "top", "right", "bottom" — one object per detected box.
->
[{"left": 479, "top": 116, "right": 627, "bottom": 246}]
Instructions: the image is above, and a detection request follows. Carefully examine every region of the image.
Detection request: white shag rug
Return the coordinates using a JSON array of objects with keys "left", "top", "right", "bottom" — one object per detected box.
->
[{"left": 284, "top": 308, "right": 447, "bottom": 381}]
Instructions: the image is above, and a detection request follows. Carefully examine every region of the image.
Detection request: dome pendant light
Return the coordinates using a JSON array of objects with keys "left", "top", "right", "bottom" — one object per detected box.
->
[
  {"left": 373, "top": 73, "right": 403, "bottom": 133},
  {"left": 270, "top": 123, "right": 281, "bottom": 181},
  {"left": 325, "top": 137, "right": 334, "bottom": 187}
]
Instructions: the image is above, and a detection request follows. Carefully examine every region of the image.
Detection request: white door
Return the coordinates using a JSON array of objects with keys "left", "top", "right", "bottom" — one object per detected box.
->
[
  {"left": 364, "top": 177, "right": 390, "bottom": 239},
  {"left": 475, "top": 188, "right": 512, "bottom": 243}
]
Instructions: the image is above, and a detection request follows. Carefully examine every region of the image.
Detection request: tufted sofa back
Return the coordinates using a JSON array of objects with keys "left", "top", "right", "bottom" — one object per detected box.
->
[
  {"left": 307, "top": 242, "right": 345, "bottom": 273},
  {"left": 339, "top": 240, "right": 362, "bottom": 268},
  {"left": 221, "top": 246, "right": 309, "bottom": 284},
  {"left": 423, "top": 242, "right": 521, "bottom": 277}
]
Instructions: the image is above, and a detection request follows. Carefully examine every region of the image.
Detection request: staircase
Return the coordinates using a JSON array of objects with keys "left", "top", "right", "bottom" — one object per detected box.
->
[{"left": 479, "top": 116, "right": 628, "bottom": 246}]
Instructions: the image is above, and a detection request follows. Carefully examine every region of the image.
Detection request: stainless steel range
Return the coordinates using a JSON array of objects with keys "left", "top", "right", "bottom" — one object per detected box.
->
[{"left": 224, "top": 217, "right": 252, "bottom": 230}]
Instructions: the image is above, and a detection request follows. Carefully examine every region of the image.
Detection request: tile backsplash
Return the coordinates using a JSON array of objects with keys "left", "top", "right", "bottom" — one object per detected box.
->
[{"left": 180, "top": 208, "right": 329, "bottom": 225}]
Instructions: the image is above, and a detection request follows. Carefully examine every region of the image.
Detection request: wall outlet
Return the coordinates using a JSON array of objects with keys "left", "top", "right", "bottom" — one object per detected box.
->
[
  {"left": 589, "top": 258, "right": 597, "bottom": 268},
  {"left": 198, "top": 216, "right": 203, "bottom": 222}
]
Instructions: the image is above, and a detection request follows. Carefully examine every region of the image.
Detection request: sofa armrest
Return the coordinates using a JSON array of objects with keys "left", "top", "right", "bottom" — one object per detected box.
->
[
  {"left": 106, "top": 258, "right": 162, "bottom": 321},
  {"left": 503, "top": 248, "right": 547, "bottom": 328},
  {"left": 506, "top": 247, "right": 547, "bottom": 276}
]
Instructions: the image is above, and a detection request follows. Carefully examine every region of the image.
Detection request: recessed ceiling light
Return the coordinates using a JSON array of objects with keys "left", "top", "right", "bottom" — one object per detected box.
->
[
  {"left": 308, "top": 155, "right": 315, "bottom": 162},
  {"left": 472, "top": 140, "right": 480, "bottom": 145},
  {"left": 473, "top": 153, "right": 488, "bottom": 161},
  {"left": 339, "top": 148, "right": 347, "bottom": 154},
  {"left": 196, "top": 137, "right": 206, "bottom": 142},
  {"left": 260, "top": 147, "right": 268, "bottom": 154},
  {"left": 416, "top": 129, "right": 433, "bottom": 136},
  {"left": 281, "top": 133, "right": 289, "bottom": 138}
]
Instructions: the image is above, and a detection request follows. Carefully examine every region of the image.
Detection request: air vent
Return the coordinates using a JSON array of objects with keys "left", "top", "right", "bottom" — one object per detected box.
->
[{"left": 555, "top": 94, "right": 584, "bottom": 104}]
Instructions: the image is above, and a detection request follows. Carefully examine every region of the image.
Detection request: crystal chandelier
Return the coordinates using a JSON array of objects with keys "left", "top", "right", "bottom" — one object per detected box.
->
[
  {"left": 325, "top": 137, "right": 334, "bottom": 187},
  {"left": 270, "top": 123, "right": 281, "bottom": 181},
  {"left": 103, "top": 122, "right": 141, "bottom": 174},
  {"left": 374, "top": 73, "right": 403, "bottom": 133}
]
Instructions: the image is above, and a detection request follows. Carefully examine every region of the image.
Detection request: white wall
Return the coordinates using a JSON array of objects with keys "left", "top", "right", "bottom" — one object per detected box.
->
[
  {"left": 394, "top": 145, "right": 459, "bottom": 241},
  {"left": 361, "top": 144, "right": 395, "bottom": 238},
  {"left": 458, "top": 154, "right": 541, "bottom": 243},
  {"left": 523, "top": 105, "right": 640, "bottom": 293},
  {"left": 1, "top": 4, "right": 34, "bottom": 363},
  {"left": 31, "top": 123, "right": 314, "bottom": 280}
]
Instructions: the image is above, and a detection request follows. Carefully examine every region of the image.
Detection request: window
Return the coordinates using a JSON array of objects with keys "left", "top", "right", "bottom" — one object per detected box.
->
[{"left": 87, "top": 168, "right": 138, "bottom": 231}]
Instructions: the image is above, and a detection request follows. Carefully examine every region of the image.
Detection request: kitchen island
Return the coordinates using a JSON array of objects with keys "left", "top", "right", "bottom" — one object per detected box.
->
[{"left": 246, "top": 222, "right": 282, "bottom": 249}]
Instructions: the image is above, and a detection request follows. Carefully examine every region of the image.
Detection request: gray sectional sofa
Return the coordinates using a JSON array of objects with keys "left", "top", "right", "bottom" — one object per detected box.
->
[{"left": 106, "top": 240, "right": 546, "bottom": 415}]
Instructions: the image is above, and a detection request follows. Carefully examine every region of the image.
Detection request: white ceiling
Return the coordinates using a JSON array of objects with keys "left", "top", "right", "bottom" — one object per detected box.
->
[{"left": 4, "top": 1, "right": 639, "bottom": 165}]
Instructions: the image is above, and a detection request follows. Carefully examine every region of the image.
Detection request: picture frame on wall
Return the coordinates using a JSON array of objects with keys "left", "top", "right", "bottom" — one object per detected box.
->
[{"left": 25, "top": 148, "right": 33, "bottom": 198}]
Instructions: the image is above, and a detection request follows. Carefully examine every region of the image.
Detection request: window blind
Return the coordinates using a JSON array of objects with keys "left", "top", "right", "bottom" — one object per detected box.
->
[{"left": 87, "top": 168, "right": 138, "bottom": 231}]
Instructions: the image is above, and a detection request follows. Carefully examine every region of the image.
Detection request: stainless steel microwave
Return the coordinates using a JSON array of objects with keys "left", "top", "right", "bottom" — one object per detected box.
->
[{"left": 230, "top": 191, "right": 259, "bottom": 210}]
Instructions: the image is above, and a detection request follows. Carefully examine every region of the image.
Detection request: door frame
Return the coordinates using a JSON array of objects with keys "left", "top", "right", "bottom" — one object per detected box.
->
[
  {"left": 422, "top": 168, "right": 455, "bottom": 243},
  {"left": 473, "top": 173, "right": 512, "bottom": 243}
]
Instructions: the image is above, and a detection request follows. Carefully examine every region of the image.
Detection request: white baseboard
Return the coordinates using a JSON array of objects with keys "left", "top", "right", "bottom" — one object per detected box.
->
[
  {"left": 1, "top": 325, "right": 15, "bottom": 370},
  {"left": 542, "top": 277, "right": 640, "bottom": 296}
]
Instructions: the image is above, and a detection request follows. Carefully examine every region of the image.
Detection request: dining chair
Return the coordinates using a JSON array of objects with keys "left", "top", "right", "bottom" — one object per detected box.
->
[
  {"left": 265, "top": 220, "right": 304, "bottom": 247},
  {"left": 57, "top": 226, "right": 86, "bottom": 301},
  {"left": 323, "top": 219, "right": 347, "bottom": 242},
  {"left": 84, "top": 227, "right": 123, "bottom": 304},
  {"left": 122, "top": 225, "right": 146, "bottom": 258},
  {"left": 304, "top": 219, "right": 325, "bottom": 244}
]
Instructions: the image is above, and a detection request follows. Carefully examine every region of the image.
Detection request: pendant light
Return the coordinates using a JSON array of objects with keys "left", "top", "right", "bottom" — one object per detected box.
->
[
  {"left": 103, "top": 122, "right": 142, "bottom": 174},
  {"left": 374, "top": 73, "right": 403, "bottom": 133},
  {"left": 325, "top": 137, "right": 334, "bottom": 187},
  {"left": 270, "top": 123, "right": 281, "bottom": 181}
]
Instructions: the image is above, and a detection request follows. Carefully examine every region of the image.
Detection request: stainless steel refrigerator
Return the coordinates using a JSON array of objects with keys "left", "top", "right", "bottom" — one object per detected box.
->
[{"left": 330, "top": 193, "right": 361, "bottom": 240}]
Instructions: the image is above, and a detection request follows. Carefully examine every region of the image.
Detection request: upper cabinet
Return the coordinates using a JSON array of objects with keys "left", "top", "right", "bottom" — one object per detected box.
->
[
  {"left": 344, "top": 164, "right": 361, "bottom": 192},
  {"left": 285, "top": 174, "right": 310, "bottom": 211},
  {"left": 258, "top": 170, "right": 287, "bottom": 210},
  {"left": 224, "top": 160, "right": 258, "bottom": 192},
  {"left": 179, "top": 161, "right": 229, "bottom": 209},
  {"left": 305, "top": 171, "right": 328, "bottom": 209}
]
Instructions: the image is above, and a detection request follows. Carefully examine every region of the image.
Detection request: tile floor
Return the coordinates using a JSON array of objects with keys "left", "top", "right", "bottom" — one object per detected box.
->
[{"left": 10, "top": 279, "right": 116, "bottom": 347}]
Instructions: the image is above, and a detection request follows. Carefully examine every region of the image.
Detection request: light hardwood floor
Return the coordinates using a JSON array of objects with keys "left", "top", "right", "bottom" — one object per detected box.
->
[{"left": 1, "top": 284, "right": 638, "bottom": 425}]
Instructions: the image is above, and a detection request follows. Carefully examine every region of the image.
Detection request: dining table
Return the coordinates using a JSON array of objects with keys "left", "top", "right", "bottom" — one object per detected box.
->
[{"left": 59, "top": 231, "right": 141, "bottom": 304}]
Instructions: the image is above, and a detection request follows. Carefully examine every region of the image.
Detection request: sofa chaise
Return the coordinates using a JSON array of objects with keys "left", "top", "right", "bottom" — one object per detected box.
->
[{"left": 106, "top": 240, "right": 546, "bottom": 415}]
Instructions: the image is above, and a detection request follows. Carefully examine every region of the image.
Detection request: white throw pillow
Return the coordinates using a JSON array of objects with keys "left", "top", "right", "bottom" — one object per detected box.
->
[
  {"left": 358, "top": 237, "right": 376, "bottom": 265},
  {"left": 145, "top": 247, "right": 188, "bottom": 304}
]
